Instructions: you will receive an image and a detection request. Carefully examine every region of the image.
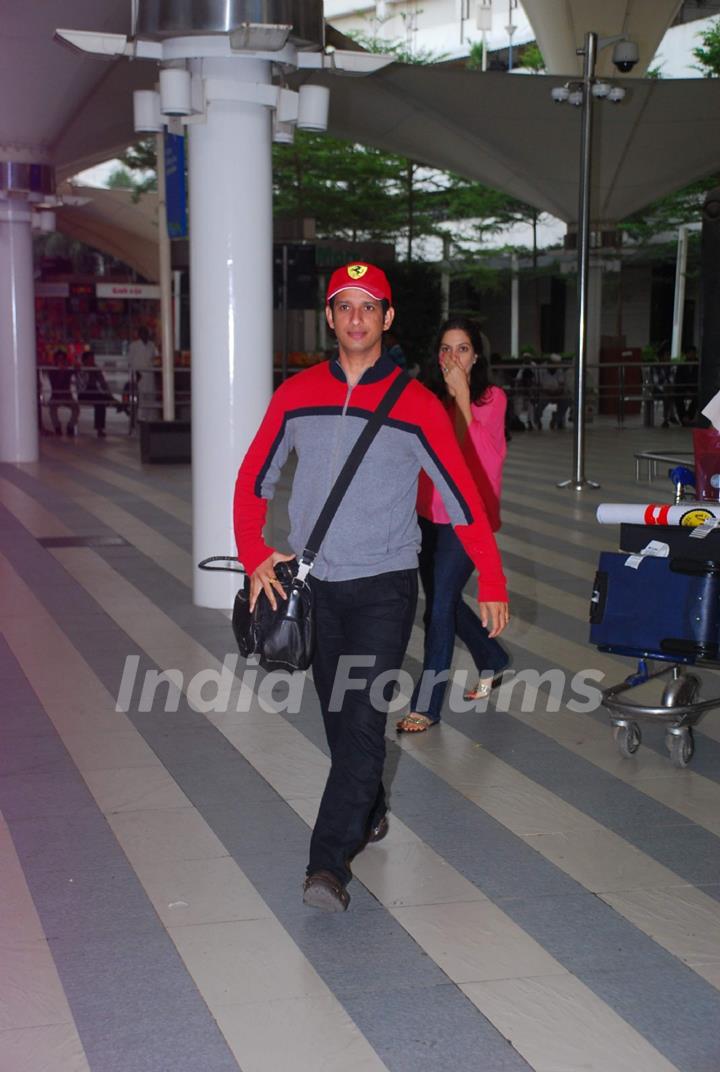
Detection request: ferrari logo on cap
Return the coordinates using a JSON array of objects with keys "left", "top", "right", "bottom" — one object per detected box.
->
[{"left": 347, "top": 264, "right": 368, "bottom": 279}]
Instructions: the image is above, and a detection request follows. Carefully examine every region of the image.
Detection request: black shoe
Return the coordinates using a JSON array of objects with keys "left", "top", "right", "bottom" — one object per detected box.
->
[
  {"left": 54, "top": 427, "right": 62, "bottom": 436},
  {"left": 302, "top": 870, "right": 350, "bottom": 912},
  {"left": 66, "top": 425, "right": 76, "bottom": 437},
  {"left": 367, "top": 814, "right": 389, "bottom": 843},
  {"left": 96, "top": 429, "right": 106, "bottom": 438}
]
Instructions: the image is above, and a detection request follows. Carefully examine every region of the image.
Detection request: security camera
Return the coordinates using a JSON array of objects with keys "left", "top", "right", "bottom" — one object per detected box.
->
[
  {"left": 612, "top": 39, "right": 638, "bottom": 73},
  {"left": 607, "top": 85, "right": 626, "bottom": 103},
  {"left": 551, "top": 85, "right": 569, "bottom": 103}
]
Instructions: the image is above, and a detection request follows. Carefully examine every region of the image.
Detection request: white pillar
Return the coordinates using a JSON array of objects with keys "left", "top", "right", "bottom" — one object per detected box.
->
[
  {"left": 173, "top": 269, "right": 182, "bottom": 352},
  {"left": 0, "top": 199, "right": 38, "bottom": 463},
  {"left": 155, "top": 131, "right": 175, "bottom": 421},
  {"left": 189, "top": 57, "right": 273, "bottom": 608},
  {"left": 317, "top": 273, "right": 328, "bottom": 352},
  {"left": 510, "top": 252, "right": 519, "bottom": 358},
  {"left": 441, "top": 234, "right": 451, "bottom": 319}
]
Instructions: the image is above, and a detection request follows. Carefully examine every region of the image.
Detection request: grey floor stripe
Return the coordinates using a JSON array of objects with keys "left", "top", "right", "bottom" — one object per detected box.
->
[
  {"left": 9, "top": 497, "right": 720, "bottom": 1072},
  {"left": 7, "top": 455, "right": 720, "bottom": 1068},
  {"left": 499, "top": 547, "right": 594, "bottom": 597},
  {"left": 41, "top": 442, "right": 190, "bottom": 494},
  {"left": 0, "top": 636, "right": 240, "bottom": 1072},
  {"left": 0, "top": 504, "right": 532, "bottom": 1072},
  {"left": 500, "top": 493, "right": 607, "bottom": 537},
  {"left": 2, "top": 463, "right": 119, "bottom": 539},
  {"left": 39, "top": 459, "right": 193, "bottom": 552},
  {"left": 80, "top": 553, "right": 720, "bottom": 1072},
  {"left": 500, "top": 517, "right": 600, "bottom": 563}
]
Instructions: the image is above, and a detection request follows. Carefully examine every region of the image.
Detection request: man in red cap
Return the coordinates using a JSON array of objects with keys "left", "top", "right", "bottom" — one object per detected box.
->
[{"left": 234, "top": 262, "right": 508, "bottom": 911}]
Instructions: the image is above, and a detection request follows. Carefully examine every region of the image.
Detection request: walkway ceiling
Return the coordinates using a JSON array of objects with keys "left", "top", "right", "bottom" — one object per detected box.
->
[
  {"left": 1, "top": 2, "right": 142, "bottom": 171},
  {"left": 522, "top": 0, "right": 683, "bottom": 77}
]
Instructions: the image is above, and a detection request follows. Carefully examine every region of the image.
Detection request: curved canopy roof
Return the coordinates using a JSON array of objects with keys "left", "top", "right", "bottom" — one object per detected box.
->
[
  {"left": 308, "top": 65, "right": 720, "bottom": 223},
  {"left": 56, "top": 184, "right": 159, "bottom": 281}
]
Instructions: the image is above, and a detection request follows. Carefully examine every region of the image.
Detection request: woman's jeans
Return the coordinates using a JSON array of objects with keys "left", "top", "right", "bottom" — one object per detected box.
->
[{"left": 410, "top": 518, "right": 508, "bottom": 723}]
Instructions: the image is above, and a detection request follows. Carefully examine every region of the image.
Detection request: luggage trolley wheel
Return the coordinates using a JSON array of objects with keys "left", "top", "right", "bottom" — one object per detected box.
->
[
  {"left": 613, "top": 722, "right": 641, "bottom": 758},
  {"left": 666, "top": 728, "right": 694, "bottom": 769},
  {"left": 661, "top": 672, "right": 700, "bottom": 769}
]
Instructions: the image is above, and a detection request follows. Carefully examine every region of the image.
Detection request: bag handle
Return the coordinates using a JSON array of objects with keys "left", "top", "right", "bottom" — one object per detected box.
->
[
  {"left": 297, "top": 370, "right": 410, "bottom": 582},
  {"left": 198, "top": 555, "right": 244, "bottom": 574}
]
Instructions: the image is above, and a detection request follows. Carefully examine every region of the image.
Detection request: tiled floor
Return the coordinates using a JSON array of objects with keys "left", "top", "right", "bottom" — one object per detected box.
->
[{"left": 1, "top": 414, "right": 720, "bottom": 1072}]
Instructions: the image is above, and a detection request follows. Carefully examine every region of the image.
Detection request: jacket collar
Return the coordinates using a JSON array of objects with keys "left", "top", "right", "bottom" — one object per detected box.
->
[{"left": 329, "top": 350, "right": 397, "bottom": 385}]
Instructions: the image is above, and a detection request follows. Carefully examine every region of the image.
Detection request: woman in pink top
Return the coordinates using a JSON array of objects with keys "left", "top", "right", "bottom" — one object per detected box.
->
[{"left": 397, "top": 317, "right": 508, "bottom": 733}]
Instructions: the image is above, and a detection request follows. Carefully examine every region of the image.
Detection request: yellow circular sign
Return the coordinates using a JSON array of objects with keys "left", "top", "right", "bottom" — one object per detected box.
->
[
  {"left": 680, "top": 508, "right": 714, "bottom": 527},
  {"left": 347, "top": 264, "right": 368, "bottom": 280}
]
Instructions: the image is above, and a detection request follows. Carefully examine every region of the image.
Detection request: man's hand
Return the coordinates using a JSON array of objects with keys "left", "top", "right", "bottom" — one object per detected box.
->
[
  {"left": 249, "top": 550, "right": 296, "bottom": 612},
  {"left": 479, "top": 601, "right": 510, "bottom": 639}
]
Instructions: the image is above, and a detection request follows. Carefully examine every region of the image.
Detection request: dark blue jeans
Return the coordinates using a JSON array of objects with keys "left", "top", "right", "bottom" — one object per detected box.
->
[
  {"left": 309, "top": 568, "right": 418, "bottom": 885},
  {"left": 410, "top": 518, "right": 508, "bottom": 724}
]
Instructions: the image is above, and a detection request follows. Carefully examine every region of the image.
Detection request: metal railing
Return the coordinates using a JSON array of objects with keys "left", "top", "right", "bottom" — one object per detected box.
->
[
  {"left": 37, "top": 358, "right": 698, "bottom": 434},
  {"left": 492, "top": 360, "right": 698, "bottom": 429},
  {"left": 37, "top": 364, "right": 192, "bottom": 433}
]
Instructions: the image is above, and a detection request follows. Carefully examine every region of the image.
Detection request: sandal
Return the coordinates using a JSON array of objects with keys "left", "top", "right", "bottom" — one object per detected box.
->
[
  {"left": 396, "top": 713, "right": 436, "bottom": 733},
  {"left": 464, "top": 672, "right": 505, "bottom": 702}
]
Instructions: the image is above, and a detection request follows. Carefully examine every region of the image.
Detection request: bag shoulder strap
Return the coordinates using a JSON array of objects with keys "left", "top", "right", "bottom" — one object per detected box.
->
[{"left": 299, "top": 370, "right": 410, "bottom": 576}]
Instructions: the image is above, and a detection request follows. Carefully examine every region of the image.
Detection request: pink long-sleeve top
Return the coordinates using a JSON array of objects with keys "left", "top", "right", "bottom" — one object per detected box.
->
[{"left": 417, "top": 385, "right": 507, "bottom": 533}]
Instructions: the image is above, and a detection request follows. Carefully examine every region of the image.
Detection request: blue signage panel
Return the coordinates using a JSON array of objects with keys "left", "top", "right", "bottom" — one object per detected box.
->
[{"left": 164, "top": 132, "right": 187, "bottom": 239}]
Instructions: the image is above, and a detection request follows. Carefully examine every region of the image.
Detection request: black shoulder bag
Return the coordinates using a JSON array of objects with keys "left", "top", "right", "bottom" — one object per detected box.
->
[{"left": 199, "top": 371, "right": 409, "bottom": 672}]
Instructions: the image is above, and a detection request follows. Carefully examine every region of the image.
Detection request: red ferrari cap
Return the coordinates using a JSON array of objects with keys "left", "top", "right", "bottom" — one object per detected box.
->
[{"left": 326, "top": 262, "right": 392, "bottom": 304}]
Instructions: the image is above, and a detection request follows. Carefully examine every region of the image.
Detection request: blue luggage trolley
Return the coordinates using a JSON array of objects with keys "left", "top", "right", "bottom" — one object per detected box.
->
[{"left": 590, "top": 547, "right": 720, "bottom": 768}]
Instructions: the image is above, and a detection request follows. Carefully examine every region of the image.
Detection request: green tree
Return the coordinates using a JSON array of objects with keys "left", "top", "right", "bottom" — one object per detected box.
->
[
  {"left": 518, "top": 42, "right": 545, "bottom": 72},
  {"left": 693, "top": 17, "right": 720, "bottom": 77},
  {"left": 621, "top": 177, "right": 716, "bottom": 245},
  {"left": 465, "top": 40, "right": 486, "bottom": 71},
  {"left": 109, "top": 139, "right": 157, "bottom": 200},
  {"left": 106, "top": 166, "right": 136, "bottom": 190},
  {"left": 621, "top": 21, "right": 720, "bottom": 239}
]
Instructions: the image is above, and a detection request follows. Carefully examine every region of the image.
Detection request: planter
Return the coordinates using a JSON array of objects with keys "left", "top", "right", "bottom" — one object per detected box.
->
[{"left": 139, "top": 420, "right": 191, "bottom": 463}]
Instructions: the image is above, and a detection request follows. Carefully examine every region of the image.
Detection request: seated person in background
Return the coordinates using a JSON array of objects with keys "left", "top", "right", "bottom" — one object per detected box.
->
[
  {"left": 48, "top": 349, "right": 80, "bottom": 437},
  {"left": 535, "top": 354, "right": 570, "bottom": 430},
  {"left": 674, "top": 346, "right": 699, "bottom": 426},
  {"left": 383, "top": 328, "right": 408, "bottom": 369},
  {"left": 77, "top": 350, "right": 117, "bottom": 439},
  {"left": 653, "top": 342, "right": 678, "bottom": 428},
  {"left": 513, "top": 353, "right": 538, "bottom": 430}
]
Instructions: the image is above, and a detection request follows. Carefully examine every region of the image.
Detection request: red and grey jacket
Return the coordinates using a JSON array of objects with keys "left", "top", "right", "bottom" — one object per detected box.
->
[{"left": 234, "top": 353, "right": 507, "bottom": 602}]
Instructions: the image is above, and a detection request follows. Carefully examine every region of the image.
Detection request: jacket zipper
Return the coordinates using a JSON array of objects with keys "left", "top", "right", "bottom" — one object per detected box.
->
[{"left": 328, "top": 378, "right": 355, "bottom": 488}]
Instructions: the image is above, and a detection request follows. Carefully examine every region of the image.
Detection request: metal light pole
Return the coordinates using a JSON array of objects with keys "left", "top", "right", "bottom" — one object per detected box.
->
[
  {"left": 558, "top": 31, "right": 600, "bottom": 490},
  {"left": 671, "top": 224, "right": 689, "bottom": 359},
  {"left": 507, "top": 0, "right": 516, "bottom": 69}
]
